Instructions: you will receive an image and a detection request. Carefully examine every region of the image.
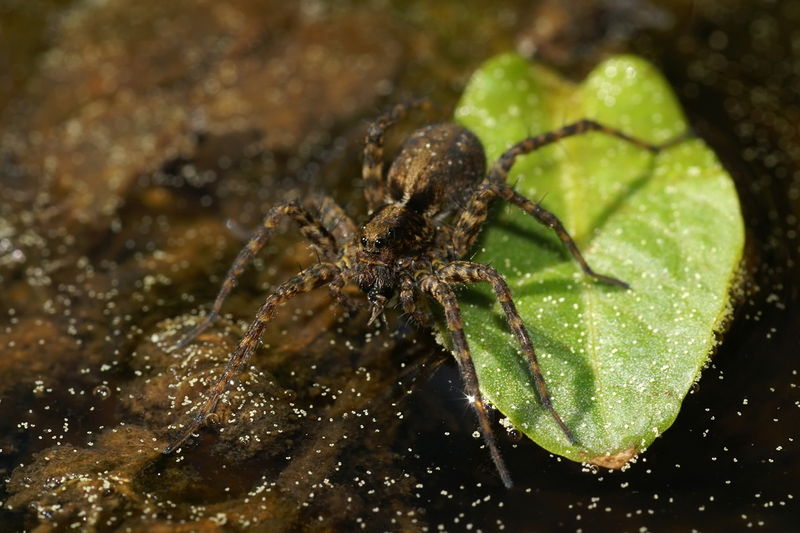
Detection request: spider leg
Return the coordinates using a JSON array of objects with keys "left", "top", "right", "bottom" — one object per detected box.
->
[
  {"left": 420, "top": 275, "right": 513, "bottom": 489},
  {"left": 451, "top": 120, "right": 686, "bottom": 275},
  {"left": 504, "top": 187, "right": 628, "bottom": 287},
  {"left": 174, "top": 200, "right": 343, "bottom": 350},
  {"left": 315, "top": 193, "right": 357, "bottom": 244},
  {"left": 450, "top": 181, "right": 627, "bottom": 287},
  {"left": 362, "top": 98, "right": 429, "bottom": 213},
  {"left": 436, "top": 261, "right": 576, "bottom": 444},
  {"left": 450, "top": 181, "right": 497, "bottom": 257},
  {"left": 164, "top": 262, "right": 339, "bottom": 454},
  {"left": 489, "top": 119, "right": 686, "bottom": 185}
]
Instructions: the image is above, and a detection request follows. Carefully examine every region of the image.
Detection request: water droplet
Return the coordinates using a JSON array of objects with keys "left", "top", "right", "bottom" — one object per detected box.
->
[{"left": 93, "top": 384, "right": 111, "bottom": 399}]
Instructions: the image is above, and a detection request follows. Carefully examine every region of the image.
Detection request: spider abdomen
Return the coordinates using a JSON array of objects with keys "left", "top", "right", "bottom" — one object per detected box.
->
[{"left": 386, "top": 123, "right": 486, "bottom": 217}]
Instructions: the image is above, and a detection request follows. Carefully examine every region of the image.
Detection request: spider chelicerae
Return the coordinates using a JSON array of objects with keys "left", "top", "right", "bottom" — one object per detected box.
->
[{"left": 164, "top": 99, "right": 681, "bottom": 488}]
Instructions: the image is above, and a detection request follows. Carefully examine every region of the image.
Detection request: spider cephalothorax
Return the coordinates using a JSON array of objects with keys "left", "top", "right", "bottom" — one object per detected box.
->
[
  {"left": 165, "top": 99, "right": 680, "bottom": 488},
  {"left": 354, "top": 203, "right": 433, "bottom": 323}
]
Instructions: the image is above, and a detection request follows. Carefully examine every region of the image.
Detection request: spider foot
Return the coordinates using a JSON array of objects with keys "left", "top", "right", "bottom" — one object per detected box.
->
[
  {"left": 163, "top": 413, "right": 207, "bottom": 454},
  {"left": 589, "top": 271, "right": 630, "bottom": 290},
  {"left": 172, "top": 312, "right": 218, "bottom": 351},
  {"left": 554, "top": 415, "right": 578, "bottom": 445}
]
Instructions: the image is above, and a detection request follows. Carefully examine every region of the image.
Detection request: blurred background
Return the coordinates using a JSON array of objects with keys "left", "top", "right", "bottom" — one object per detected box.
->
[{"left": 1, "top": 0, "right": 798, "bottom": 530}]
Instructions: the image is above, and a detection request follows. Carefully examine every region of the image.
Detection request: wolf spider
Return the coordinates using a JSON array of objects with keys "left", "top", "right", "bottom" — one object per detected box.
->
[{"left": 165, "top": 99, "right": 681, "bottom": 488}]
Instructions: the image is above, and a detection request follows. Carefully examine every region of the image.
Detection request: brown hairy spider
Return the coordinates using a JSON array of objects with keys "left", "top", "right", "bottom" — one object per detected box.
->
[{"left": 164, "top": 99, "right": 681, "bottom": 488}]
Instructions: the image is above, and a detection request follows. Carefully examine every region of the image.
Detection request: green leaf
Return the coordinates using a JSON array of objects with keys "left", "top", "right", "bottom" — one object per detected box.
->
[{"left": 452, "top": 53, "right": 744, "bottom": 467}]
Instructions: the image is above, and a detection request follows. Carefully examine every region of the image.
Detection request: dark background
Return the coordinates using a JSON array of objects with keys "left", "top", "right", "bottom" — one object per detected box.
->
[{"left": 1, "top": 0, "right": 798, "bottom": 531}]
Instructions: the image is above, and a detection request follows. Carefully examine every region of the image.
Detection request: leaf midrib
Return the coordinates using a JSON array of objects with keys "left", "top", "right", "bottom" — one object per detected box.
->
[{"left": 551, "top": 88, "right": 613, "bottom": 448}]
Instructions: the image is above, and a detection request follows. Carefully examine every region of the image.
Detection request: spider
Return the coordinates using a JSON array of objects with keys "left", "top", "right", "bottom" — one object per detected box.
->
[{"left": 164, "top": 98, "right": 681, "bottom": 488}]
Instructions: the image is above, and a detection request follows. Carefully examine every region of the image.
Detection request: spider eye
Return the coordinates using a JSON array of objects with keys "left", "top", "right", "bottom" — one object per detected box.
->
[
  {"left": 375, "top": 238, "right": 385, "bottom": 249},
  {"left": 360, "top": 236, "right": 368, "bottom": 247}
]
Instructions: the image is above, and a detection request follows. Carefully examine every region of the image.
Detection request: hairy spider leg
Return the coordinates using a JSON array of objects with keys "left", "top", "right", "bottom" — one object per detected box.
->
[
  {"left": 505, "top": 188, "right": 630, "bottom": 287},
  {"left": 451, "top": 182, "right": 628, "bottom": 287},
  {"left": 164, "top": 262, "right": 339, "bottom": 454},
  {"left": 173, "top": 201, "right": 340, "bottom": 350},
  {"left": 315, "top": 194, "right": 357, "bottom": 244},
  {"left": 451, "top": 119, "right": 688, "bottom": 280},
  {"left": 420, "top": 275, "right": 514, "bottom": 489},
  {"left": 311, "top": 196, "right": 362, "bottom": 310},
  {"left": 436, "top": 261, "right": 576, "bottom": 443},
  {"left": 489, "top": 119, "right": 684, "bottom": 186},
  {"left": 362, "top": 98, "right": 429, "bottom": 213}
]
